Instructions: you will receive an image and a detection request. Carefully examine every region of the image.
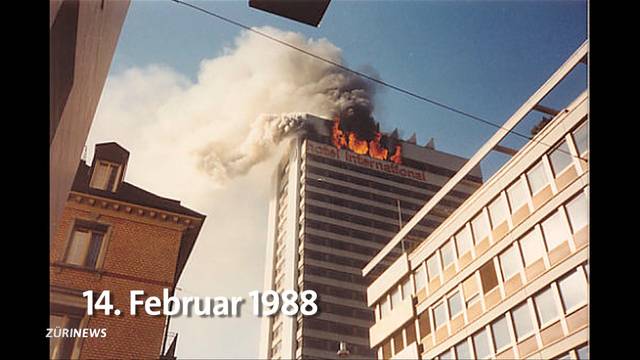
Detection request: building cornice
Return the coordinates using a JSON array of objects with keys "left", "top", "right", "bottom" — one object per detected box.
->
[{"left": 67, "top": 191, "right": 203, "bottom": 230}]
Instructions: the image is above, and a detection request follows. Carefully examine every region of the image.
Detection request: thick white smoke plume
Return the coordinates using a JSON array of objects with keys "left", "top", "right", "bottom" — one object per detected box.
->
[
  {"left": 198, "top": 113, "right": 307, "bottom": 183},
  {"left": 189, "top": 26, "right": 377, "bottom": 185}
]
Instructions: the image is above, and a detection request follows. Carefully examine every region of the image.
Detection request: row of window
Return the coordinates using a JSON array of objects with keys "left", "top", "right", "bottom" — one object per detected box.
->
[
  {"left": 378, "top": 263, "right": 588, "bottom": 359},
  {"left": 432, "top": 265, "right": 588, "bottom": 359},
  {"left": 304, "top": 265, "right": 367, "bottom": 285},
  {"left": 303, "top": 282, "right": 365, "bottom": 302},
  {"left": 379, "top": 276, "right": 413, "bottom": 319},
  {"left": 376, "top": 188, "right": 588, "bottom": 324},
  {"left": 305, "top": 162, "right": 469, "bottom": 208},
  {"left": 303, "top": 318, "right": 370, "bottom": 338},
  {"left": 412, "top": 119, "right": 589, "bottom": 295},
  {"left": 273, "top": 170, "right": 290, "bottom": 292},
  {"left": 304, "top": 177, "right": 457, "bottom": 221},
  {"left": 373, "top": 119, "right": 589, "bottom": 319},
  {"left": 317, "top": 300, "right": 374, "bottom": 321},
  {"left": 305, "top": 152, "right": 479, "bottom": 200},
  {"left": 305, "top": 190, "right": 446, "bottom": 231},
  {"left": 419, "top": 189, "right": 588, "bottom": 328},
  {"left": 306, "top": 204, "right": 432, "bottom": 238},
  {"left": 500, "top": 190, "right": 587, "bottom": 279},
  {"left": 304, "top": 218, "right": 391, "bottom": 245},
  {"left": 410, "top": 193, "right": 587, "bottom": 330},
  {"left": 303, "top": 248, "right": 368, "bottom": 269},
  {"left": 381, "top": 317, "right": 418, "bottom": 359},
  {"left": 305, "top": 233, "right": 380, "bottom": 257}
]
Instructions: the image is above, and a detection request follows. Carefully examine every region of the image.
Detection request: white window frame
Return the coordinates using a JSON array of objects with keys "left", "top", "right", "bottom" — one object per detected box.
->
[
  {"left": 471, "top": 210, "right": 491, "bottom": 244},
  {"left": 488, "top": 193, "right": 509, "bottom": 229},
  {"left": 427, "top": 254, "right": 442, "bottom": 282},
  {"left": 465, "top": 272, "right": 483, "bottom": 308},
  {"left": 564, "top": 191, "right": 589, "bottom": 235},
  {"left": 557, "top": 267, "right": 589, "bottom": 316},
  {"left": 89, "top": 160, "right": 122, "bottom": 192},
  {"left": 440, "top": 239, "right": 457, "bottom": 270},
  {"left": 533, "top": 286, "right": 562, "bottom": 329},
  {"left": 519, "top": 226, "right": 547, "bottom": 268},
  {"left": 511, "top": 300, "right": 536, "bottom": 341},
  {"left": 499, "top": 243, "right": 524, "bottom": 282},
  {"left": 414, "top": 263, "right": 427, "bottom": 291},
  {"left": 526, "top": 160, "right": 550, "bottom": 196},
  {"left": 506, "top": 177, "right": 529, "bottom": 214},
  {"left": 433, "top": 301, "right": 448, "bottom": 330},
  {"left": 571, "top": 120, "right": 589, "bottom": 157},
  {"left": 472, "top": 326, "right": 492, "bottom": 359},
  {"left": 548, "top": 139, "right": 575, "bottom": 178},
  {"left": 455, "top": 338, "right": 473, "bottom": 360},
  {"left": 447, "top": 290, "right": 464, "bottom": 319},
  {"left": 455, "top": 224, "right": 474, "bottom": 258},
  {"left": 540, "top": 209, "right": 572, "bottom": 252}
]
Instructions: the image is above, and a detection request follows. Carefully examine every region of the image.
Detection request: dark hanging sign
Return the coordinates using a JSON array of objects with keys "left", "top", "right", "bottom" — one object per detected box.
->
[{"left": 249, "top": 0, "right": 331, "bottom": 27}]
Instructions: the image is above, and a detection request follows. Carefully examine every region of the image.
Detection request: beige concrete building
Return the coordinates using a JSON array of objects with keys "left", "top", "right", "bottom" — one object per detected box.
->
[{"left": 363, "top": 41, "right": 589, "bottom": 360}]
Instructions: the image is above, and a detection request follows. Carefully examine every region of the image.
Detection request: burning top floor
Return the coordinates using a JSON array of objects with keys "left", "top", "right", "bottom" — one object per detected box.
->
[
  {"left": 300, "top": 113, "right": 436, "bottom": 169},
  {"left": 331, "top": 117, "right": 402, "bottom": 164}
]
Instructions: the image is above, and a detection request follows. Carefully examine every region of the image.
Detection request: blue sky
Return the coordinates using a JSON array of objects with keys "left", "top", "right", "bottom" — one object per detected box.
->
[
  {"left": 99, "top": 1, "right": 587, "bottom": 357},
  {"left": 111, "top": 0, "right": 586, "bottom": 169}
]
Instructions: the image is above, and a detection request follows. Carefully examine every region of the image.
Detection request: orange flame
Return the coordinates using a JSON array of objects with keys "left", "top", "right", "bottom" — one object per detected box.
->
[
  {"left": 348, "top": 133, "right": 369, "bottom": 155},
  {"left": 368, "top": 133, "right": 388, "bottom": 160},
  {"left": 390, "top": 145, "right": 402, "bottom": 164},
  {"left": 331, "top": 118, "right": 401, "bottom": 164},
  {"left": 331, "top": 117, "right": 347, "bottom": 148}
]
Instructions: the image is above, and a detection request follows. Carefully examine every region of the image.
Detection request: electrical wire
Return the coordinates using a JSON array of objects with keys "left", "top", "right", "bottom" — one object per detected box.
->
[{"left": 170, "top": 0, "right": 588, "bottom": 162}]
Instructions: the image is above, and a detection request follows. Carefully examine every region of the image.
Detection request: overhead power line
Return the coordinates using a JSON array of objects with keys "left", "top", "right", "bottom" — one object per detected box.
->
[{"left": 170, "top": 0, "right": 587, "bottom": 162}]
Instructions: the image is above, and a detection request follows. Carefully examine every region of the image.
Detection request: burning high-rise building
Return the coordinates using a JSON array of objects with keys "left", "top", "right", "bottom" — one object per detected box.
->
[{"left": 258, "top": 114, "right": 483, "bottom": 359}]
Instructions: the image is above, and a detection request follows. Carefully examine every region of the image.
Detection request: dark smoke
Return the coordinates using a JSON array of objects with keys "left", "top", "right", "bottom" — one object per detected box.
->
[
  {"left": 330, "top": 68, "right": 380, "bottom": 141},
  {"left": 337, "top": 104, "right": 378, "bottom": 141}
]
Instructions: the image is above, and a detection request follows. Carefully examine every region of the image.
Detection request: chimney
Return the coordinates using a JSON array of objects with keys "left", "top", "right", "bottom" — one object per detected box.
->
[{"left": 89, "top": 142, "right": 130, "bottom": 192}]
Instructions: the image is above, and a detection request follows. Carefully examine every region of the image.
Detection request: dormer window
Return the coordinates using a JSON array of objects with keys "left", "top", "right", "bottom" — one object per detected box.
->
[{"left": 90, "top": 160, "right": 122, "bottom": 192}]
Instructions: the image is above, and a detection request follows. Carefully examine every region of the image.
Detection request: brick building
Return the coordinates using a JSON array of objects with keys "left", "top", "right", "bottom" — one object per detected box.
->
[{"left": 49, "top": 142, "right": 206, "bottom": 359}]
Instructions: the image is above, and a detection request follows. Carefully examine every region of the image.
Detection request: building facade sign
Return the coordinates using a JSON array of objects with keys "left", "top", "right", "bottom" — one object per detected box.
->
[{"left": 306, "top": 140, "right": 427, "bottom": 182}]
